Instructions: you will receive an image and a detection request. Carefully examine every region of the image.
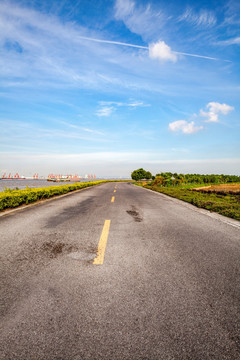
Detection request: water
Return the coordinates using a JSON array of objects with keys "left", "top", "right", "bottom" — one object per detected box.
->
[{"left": 0, "top": 179, "right": 89, "bottom": 192}]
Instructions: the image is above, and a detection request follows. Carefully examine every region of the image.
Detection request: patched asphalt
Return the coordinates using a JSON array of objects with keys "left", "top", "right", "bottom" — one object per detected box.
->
[{"left": 0, "top": 182, "right": 239, "bottom": 359}]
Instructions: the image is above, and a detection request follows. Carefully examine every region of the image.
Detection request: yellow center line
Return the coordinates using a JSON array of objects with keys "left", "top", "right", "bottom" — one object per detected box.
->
[
  {"left": 114, "top": 190, "right": 116, "bottom": 193},
  {"left": 111, "top": 196, "right": 115, "bottom": 202},
  {"left": 93, "top": 220, "right": 111, "bottom": 265}
]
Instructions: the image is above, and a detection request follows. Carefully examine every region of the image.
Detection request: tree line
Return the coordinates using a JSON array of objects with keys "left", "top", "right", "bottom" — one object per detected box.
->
[{"left": 131, "top": 168, "right": 240, "bottom": 186}]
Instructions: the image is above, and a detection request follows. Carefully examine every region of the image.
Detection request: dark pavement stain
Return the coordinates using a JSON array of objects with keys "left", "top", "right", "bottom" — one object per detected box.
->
[
  {"left": 41, "top": 241, "right": 74, "bottom": 258},
  {"left": 126, "top": 206, "right": 143, "bottom": 222},
  {"left": 45, "top": 197, "right": 95, "bottom": 228}
]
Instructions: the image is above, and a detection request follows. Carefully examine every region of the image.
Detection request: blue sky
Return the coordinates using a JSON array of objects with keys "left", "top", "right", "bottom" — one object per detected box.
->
[{"left": 0, "top": 0, "right": 240, "bottom": 177}]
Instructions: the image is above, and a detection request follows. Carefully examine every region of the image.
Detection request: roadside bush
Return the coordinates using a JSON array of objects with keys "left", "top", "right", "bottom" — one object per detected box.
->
[
  {"left": 143, "top": 183, "right": 240, "bottom": 221},
  {"left": 0, "top": 181, "right": 109, "bottom": 211}
]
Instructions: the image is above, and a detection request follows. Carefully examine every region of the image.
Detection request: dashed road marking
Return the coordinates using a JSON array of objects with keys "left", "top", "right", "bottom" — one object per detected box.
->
[
  {"left": 93, "top": 220, "right": 111, "bottom": 265},
  {"left": 111, "top": 196, "right": 115, "bottom": 203}
]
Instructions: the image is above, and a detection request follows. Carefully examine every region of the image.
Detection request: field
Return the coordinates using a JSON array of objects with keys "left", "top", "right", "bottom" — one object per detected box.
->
[
  {"left": 193, "top": 184, "right": 240, "bottom": 194},
  {"left": 140, "top": 182, "right": 240, "bottom": 221}
]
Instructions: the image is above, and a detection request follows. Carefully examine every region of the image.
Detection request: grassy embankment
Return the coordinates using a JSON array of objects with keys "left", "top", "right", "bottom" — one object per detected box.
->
[
  {"left": 136, "top": 182, "right": 240, "bottom": 221},
  {"left": 0, "top": 180, "right": 117, "bottom": 211}
]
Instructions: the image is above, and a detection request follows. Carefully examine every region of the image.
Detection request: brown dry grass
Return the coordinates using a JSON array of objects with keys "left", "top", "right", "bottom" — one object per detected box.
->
[{"left": 194, "top": 183, "right": 240, "bottom": 193}]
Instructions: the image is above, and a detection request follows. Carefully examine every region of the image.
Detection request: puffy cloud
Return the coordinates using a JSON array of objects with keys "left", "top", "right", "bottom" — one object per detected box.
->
[
  {"left": 200, "top": 110, "right": 218, "bottom": 123},
  {"left": 149, "top": 41, "right": 177, "bottom": 63},
  {"left": 169, "top": 101, "right": 234, "bottom": 135},
  {"left": 169, "top": 120, "right": 203, "bottom": 134},
  {"left": 200, "top": 102, "right": 234, "bottom": 122},
  {"left": 207, "top": 102, "right": 234, "bottom": 115}
]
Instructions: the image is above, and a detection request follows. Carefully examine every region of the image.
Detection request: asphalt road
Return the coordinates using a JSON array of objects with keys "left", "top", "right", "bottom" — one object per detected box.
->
[{"left": 0, "top": 182, "right": 240, "bottom": 360}]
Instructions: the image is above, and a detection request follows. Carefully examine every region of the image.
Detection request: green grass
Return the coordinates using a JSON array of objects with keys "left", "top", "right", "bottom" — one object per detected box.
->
[
  {"left": 0, "top": 180, "right": 110, "bottom": 211},
  {"left": 137, "top": 182, "right": 240, "bottom": 221}
]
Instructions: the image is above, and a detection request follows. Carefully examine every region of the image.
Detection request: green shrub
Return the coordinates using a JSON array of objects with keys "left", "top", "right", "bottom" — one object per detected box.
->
[
  {"left": 141, "top": 183, "right": 240, "bottom": 221},
  {"left": 0, "top": 181, "right": 109, "bottom": 211}
]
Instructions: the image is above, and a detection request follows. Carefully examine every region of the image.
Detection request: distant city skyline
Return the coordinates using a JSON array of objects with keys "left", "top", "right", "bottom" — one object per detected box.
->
[{"left": 1, "top": 0, "right": 240, "bottom": 176}]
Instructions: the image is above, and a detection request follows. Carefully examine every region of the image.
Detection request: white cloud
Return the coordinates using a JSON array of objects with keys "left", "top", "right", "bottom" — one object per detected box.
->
[
  {"left": 169, "top": 120, "right": 203, "bottom": 134},
  {"left": 115, "top": 0, "right": 135, "bottom": 18},
  {"left": 200, "top": 102, "right": 234, "bottom": 122},
  {"left": 224, "top": 0, "right": 240, "bottom": 26},
  {"left": 200, "top": 110, "right": 218, "bottom": 123},
  {"left": 114, "top": 0, "right": 167, "bottom": 40},
  {"left": 96, "top": 106, "right": 114, "bottom": 117},
  {"left": 58, "top": 121, "right": 105, "bottom": 136},
  {"left": 218, "top": 37, "right": 240, "bottom": 46},
  {"left": 0, "top": 119, "right": 108, "bottom": 144},
  {"left": 149, "top": 41, "right": 177, "bottom": 63},
  {"left": 0, "top": 1, "right": 155, "bottom": 92},
  {"left": 128, "top": 101, "right": 144, "bottom": 107},
  {"left": 97, "top": 100, "right": 149, "bottom": 113},
  {"left": 169, "top": 101, "right": 234, "bottom": 135},
  {"left": 67, "top": 34, "right": 221, "bottom": 62},
  {"left": 179, "top": 7, "right": 217, "bottom": 27},
  {"left": 0, "top": 0, "right": 225, "bottom": 98},
  {"left": 99, "top": 101, "right": 124, "bottom": 106}
]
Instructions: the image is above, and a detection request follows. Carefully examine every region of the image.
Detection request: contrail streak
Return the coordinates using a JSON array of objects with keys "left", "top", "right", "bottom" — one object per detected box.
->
[
  {"left": 77, "top": 35, "right": 147, "bottom": 49},
  {"left": 77, "top": 35, "right": 229, "bottom": 62},
  {"left": 173, "top": 51, "right": 219, "bottom": 61}
]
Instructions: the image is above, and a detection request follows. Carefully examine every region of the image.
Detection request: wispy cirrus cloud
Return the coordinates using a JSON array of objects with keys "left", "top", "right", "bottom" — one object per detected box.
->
[
  {"left": 96, "top": 99, "right": 149, "bottom": 117},
  {"left": 215, "top": 1, "right": 240, "bottom": 50},
  {"left": 0, "top": 0, "right": 227, "bottom": 101},
  {"left": 96, "top": 106, "right": 115, "bottom": 117},
  {"left": 178, "top": 7, "right": 217, "bottom": 27},
  {"left": 217, "top": 36, "right": 240, "bottom": 46},
  {"left": 72, "top": 36, "right": 222, "bottom": 62},
  {"left": 114, "top": 0, "right": 168, "bottom": 41},
  {"left": 113, "top": 1, "right": 223, "bottom": 62},
  {"left": 0, "top": 119, "right": 108, "bottom": 145},
  {"left": 1, "top": 1, "right": 150, "bottom": 90},
  {"left": 99, "top": 100, "right": 149, "bottom": 108},
  {"left": 224, "top": 0, "right": 240, "bottom": 25},
  {"left": 128, "top": 100, "right": 149, "bottom": 107},
  {"left": 55, "top": 120, "right": 105, "bottom": 136}
]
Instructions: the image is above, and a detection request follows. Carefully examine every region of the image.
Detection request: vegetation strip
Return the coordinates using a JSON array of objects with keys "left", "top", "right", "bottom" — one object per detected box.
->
[
  {"left": 131, "top": 169, "right": 240, "bottom": 221},
  {"left": 0, "top": 180, "right": 126, "bottom": 211},
  {"left": 139, "top": 183, "right": 240, "bottom": 221}
]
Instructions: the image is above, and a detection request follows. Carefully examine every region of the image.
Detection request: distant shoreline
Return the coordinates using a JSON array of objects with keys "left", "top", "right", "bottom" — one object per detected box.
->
[
  {"left": 0, "top": 179, "right": 90, "bottom": 192},
  {"left": 0, "top": 178, "right": 130, "bottom": 192}
]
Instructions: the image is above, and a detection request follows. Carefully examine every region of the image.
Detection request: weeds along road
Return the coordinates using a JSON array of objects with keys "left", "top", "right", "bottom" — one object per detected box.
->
[{"left": 0, "top": 182, "right": 240, "bottom": 360}]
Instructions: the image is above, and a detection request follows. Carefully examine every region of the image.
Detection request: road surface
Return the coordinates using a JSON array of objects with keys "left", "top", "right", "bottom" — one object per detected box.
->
[{"left": 0, "top": 182, "right": 239, "bottom": 359}]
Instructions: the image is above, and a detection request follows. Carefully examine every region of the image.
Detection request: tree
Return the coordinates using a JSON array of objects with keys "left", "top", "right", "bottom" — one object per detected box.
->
[
  {"left": 131, "top": 168, "right": 152, "bottom": 181},
  {"left": 131, "top": 168, "right": 145, "bottom": 180},
  {"left": 145, "top": 171, "right": 152, "bottom": 180}
]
